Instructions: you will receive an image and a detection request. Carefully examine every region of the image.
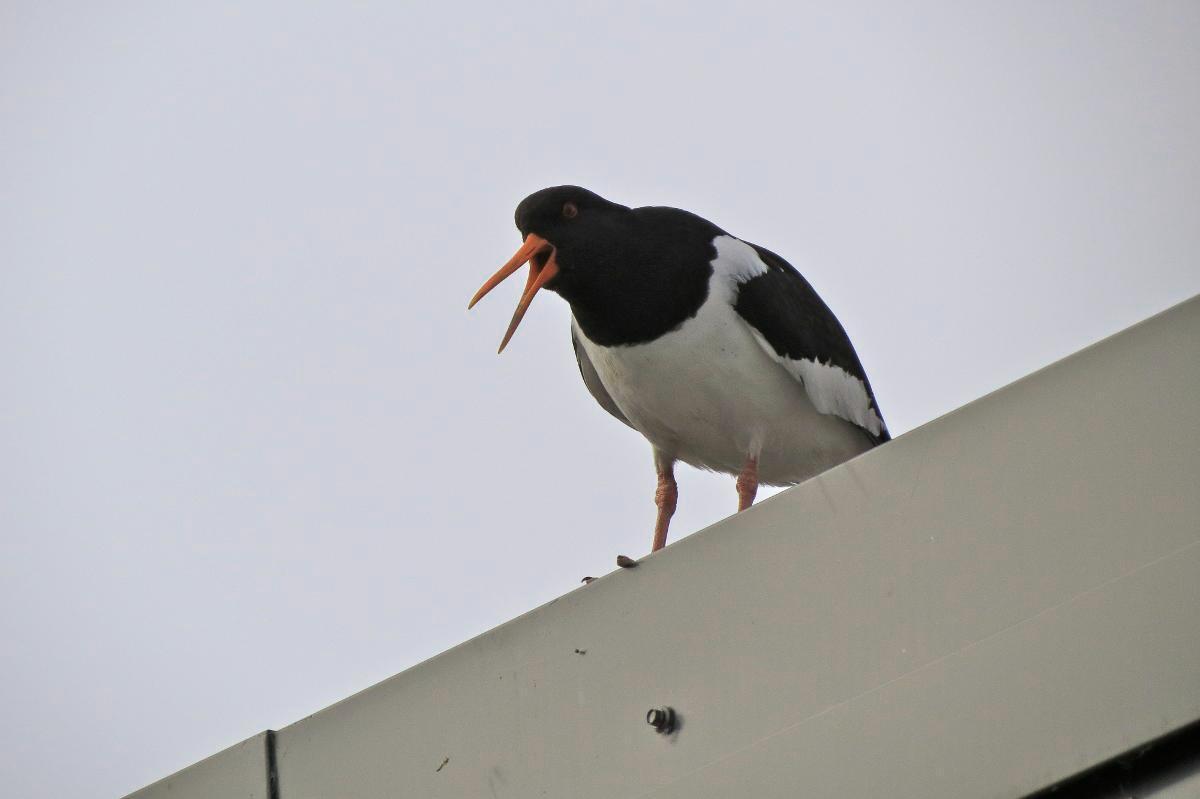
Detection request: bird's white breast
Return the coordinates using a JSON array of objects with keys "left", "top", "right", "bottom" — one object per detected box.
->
[{"left": 572, "top": 236, "right": 873, "bottom": 484}]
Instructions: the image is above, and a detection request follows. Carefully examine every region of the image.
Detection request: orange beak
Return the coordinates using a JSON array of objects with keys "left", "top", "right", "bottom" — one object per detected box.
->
[{"left": 468, "top": 233, "right": 560, "bottom": 353}]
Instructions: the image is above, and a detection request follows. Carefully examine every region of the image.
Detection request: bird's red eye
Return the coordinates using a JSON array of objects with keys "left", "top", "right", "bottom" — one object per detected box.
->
[{"left": 562, "top": 201, "right": 578, "bottom": 219}]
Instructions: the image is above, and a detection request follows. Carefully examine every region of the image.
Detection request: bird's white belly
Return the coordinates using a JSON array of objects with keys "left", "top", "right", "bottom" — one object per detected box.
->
[{"left": 572, "top": 299, "right": 872, "bottom": 485}]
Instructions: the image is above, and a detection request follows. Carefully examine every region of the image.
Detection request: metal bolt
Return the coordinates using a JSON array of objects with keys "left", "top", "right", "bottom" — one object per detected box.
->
[{"left": 646, "top": 706, "right": 676, "bottom": 734}]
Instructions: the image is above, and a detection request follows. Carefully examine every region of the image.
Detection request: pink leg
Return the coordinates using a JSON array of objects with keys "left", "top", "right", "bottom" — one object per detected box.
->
[
  {"left": 736, "top": 456, "right": 759, "bottom": 512},
  {"left": 651, "top": 462, "right": 678, "bottom": 552}
]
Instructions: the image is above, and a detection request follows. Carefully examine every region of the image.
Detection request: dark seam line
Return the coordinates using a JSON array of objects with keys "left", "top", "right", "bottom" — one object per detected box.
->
[
  {"left": 265, "top": 729, "right": 280, "bottom": 799},
  {"left": 1022, "top": 717, "right": 1200, "bottom": 798}
]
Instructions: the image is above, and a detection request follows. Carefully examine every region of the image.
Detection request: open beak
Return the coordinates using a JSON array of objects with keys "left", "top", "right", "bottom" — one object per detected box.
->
[{"left": 468, "top": 233, "right": 560, "bottom": 353}]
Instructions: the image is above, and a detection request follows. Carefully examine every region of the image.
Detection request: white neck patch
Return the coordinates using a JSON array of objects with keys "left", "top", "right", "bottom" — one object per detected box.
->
[{"left": 709, "top": 235, "right": 770, "bottom": 288}]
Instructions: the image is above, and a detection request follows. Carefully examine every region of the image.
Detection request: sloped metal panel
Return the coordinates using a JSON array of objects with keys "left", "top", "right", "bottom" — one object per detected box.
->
[
  {"left": 270, "top": 296, "right": 1200, "bottom": 799},
  {"left": 651, "top": 544, "right": 1200, "bottom": 798},
  {"left": 123, "top": 732, "right": 272, "bottom": 799}
]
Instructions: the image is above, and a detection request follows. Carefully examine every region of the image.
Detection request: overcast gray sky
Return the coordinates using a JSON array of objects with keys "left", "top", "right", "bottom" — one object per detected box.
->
[{"left": 2, "top": 3, "right": 1198, "bottom": 796}]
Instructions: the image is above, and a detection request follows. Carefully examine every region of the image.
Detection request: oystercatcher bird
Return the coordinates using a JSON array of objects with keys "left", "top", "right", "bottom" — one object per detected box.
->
[{"left": 469, "top": 186, "right": 889, "bottom": 556}]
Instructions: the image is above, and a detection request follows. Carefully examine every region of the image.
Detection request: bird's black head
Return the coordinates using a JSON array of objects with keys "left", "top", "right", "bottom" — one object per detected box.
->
[
  {"left": 469, "top": 185, "right": 721, "bottom": 352},
  {"left": 513, "top": 185, "right": 629, "bottom": 244},
  {"left": 468, "top": 185, "right": 633, "bottom": 351}
]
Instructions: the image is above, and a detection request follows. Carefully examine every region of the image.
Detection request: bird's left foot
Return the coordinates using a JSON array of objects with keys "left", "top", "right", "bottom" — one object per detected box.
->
[{"left": 736, "top": 456, "right": 759, "bottom": 511}]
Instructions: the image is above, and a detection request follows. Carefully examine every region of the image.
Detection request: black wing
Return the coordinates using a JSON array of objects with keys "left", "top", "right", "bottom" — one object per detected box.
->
[{"left": 734, "top": 243, "right": 890, "bottom": 444}]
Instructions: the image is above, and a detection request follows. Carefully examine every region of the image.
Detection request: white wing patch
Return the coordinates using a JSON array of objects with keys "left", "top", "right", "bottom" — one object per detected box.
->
[{"left": 747, "top": 329, "right": 885, "bottom": 438}]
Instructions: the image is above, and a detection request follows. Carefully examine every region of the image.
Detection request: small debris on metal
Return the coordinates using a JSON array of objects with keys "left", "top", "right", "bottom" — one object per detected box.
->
[
  {"left": 436, "top": 756, "right": 449, "bottom": 773},
  {"left": 573, "top": 648, "right": 587, "bottom": 655},
  {"left": 646, "top": 706, "right": 676, "bottom": 734}
]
